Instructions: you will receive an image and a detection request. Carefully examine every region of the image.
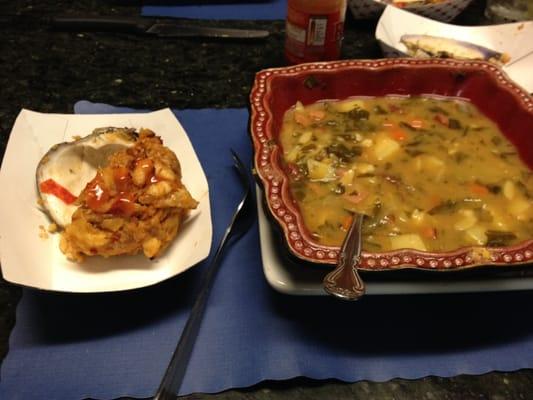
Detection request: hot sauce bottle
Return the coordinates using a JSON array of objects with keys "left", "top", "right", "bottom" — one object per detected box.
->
[{"left": 284, "top": 0, "right": 347, "bottom": 64}]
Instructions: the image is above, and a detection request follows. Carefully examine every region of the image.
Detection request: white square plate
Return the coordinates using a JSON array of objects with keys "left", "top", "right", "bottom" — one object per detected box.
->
[
  {"left": 257, "top": 187, "right": 533, "bottom": 295},
  {"left": 0, "top": 109, "right": 212, "bottom": 293}
]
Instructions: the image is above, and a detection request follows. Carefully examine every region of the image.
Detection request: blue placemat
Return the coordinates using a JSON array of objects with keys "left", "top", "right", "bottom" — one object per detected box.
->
[
  {"left": 1, "top": 102, "right": 533, "bottom": 400},
  {"left": 142, "top": 0, "right": 287, "bottom": 20}
]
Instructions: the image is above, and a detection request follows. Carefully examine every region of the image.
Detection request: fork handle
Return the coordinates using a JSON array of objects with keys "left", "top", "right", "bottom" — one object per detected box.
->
[
  {"left": 155, "top": 151, "right": 251, "bottom": 399},
  {"left": 154, "top": 239, "right": 227, "bottom": 400}
]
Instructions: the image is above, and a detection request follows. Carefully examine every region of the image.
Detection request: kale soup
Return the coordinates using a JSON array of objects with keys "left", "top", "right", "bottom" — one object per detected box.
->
[{"left": 279, "top": 96, "right": 533, "bottom": 253}]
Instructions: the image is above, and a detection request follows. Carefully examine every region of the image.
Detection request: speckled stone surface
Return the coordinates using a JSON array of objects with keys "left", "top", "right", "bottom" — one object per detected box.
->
[{"left": 1, "top": 1, "right": 532, "bottom": 399}]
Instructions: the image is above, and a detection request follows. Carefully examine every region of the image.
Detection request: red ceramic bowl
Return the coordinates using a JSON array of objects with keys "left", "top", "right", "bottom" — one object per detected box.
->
[{"left": 249, "top": 58, "right": 533, "bottom": 271}]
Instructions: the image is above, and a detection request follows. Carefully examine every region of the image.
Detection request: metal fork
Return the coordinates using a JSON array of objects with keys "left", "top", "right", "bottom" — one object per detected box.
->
[{"left": 154, "top": 150, "right": 255, "bottom": 400}]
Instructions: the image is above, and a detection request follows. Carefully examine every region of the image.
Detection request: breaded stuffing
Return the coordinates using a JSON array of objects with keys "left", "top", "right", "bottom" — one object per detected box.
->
[{"left": 60, "top": 129, "right": 198, "bottom": 262}]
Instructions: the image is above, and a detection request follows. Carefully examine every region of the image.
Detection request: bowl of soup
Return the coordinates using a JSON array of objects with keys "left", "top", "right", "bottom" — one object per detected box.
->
[{"left": 249, "top": 58, "right": 533, "bottom": 271}]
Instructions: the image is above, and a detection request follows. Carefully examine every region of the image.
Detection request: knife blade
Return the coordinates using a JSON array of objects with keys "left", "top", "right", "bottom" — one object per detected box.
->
[{"left": 50, "top": 16, "right": 269, "bottom": 39}]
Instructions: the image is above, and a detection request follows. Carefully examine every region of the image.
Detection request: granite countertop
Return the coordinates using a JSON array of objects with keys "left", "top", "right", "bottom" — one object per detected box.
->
[{"left": 1, "top": 0, "right": 533, "bottom": 399}]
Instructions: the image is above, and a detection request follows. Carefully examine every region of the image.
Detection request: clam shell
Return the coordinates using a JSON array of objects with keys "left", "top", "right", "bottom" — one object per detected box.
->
[
  {"left": 400, "top": 34, "right": 510, "bottom": 65},
  {"left": 36, "top": 127, "right": 138, "bottom": 227}
]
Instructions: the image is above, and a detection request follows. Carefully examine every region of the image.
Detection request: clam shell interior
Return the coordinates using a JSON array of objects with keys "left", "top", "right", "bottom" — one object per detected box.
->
[{"left": 36, "top": 127, "right": 138, "bottom": 227}]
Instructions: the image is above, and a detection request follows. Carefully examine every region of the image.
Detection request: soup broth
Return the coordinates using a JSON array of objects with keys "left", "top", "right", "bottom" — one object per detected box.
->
[{"left": 279, "top": 96, "right": 533, "bottom": 252}]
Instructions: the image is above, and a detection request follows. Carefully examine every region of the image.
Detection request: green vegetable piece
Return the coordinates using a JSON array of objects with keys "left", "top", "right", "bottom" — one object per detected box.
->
[
  {"left": 374, "top": 105, "right": 388, "bottom": 115},
  {"left": 453, "top": 152, "right": 468, "bottom": 163},
  {"left": 485, "top": 230, "right": 517, "bottom": 247},
  {"left": 486, "top": 184, "right": 501, "bottom": 194},
  {"left": 399, "top": 121, "right": 422, "bottom": 131},
  {"left": 326, "top": 143, "right": 362, "bottom": 162},
  {"left": 491, "top": 136, "right": 502, "bottom": 145},
  {"left": 348, "top": 108, "right": 370, "bottom": 121},
  {"left": 428, "top": 106, "right": 449, "bottom": 115},
  {"left": 428, "top": 200, "right": 457, "bottom": 215},
  {"left": 448, "top": 118, "right": 462, "bottom": 130}
]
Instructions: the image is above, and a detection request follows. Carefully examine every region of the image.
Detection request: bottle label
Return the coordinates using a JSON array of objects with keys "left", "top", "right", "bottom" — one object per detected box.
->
[
  {"left": 285, "top": 5, "right": 344, "bottom": 63},
  {"left": 307, "top": 16, "right": 327, "bottom": 46}
]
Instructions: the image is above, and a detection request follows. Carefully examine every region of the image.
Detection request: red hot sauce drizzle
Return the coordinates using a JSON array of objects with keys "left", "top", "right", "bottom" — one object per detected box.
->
[
  {"left": 84, "top": 168, "right": 138, "bottom": 217},
  {"left": 84, "top": 172, "right": 111, "bottom": 213},
  {"left": 39, "top": 179, "right": 77, "bottom": 205}
]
